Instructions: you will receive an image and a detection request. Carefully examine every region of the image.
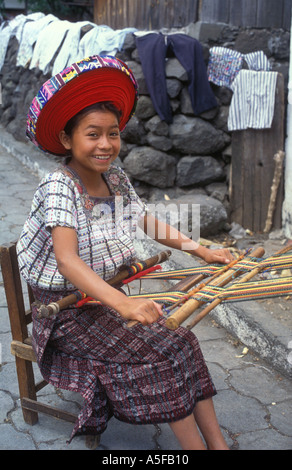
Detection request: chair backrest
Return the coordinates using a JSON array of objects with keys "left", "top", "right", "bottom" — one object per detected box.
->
[
  {"left": 0, "top": 242, "right": 34, "bottom": 343},
  {"left": 0, "top": 241, "right": 80, "bottom": 427}
]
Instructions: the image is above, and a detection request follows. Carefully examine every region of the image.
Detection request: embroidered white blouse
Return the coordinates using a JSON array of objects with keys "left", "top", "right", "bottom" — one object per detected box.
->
[{"left": 17, "top": 164, "right": 146, "bottom": 290}]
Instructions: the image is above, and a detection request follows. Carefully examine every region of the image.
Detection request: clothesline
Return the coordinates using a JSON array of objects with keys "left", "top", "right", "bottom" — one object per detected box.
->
[
  {"left": 207, "top": 47, "right": 271, "bottom": 89},
  {"left": 0, "top": 15, "right": 278, "bottom": 132},
  {"left": 135, "top": 32, "right": 217, "bottom": 123},
  {"left": 0, "top": 13, "right": 137, "bottom": 74},
  {"left": 207, "top": 46, "right": 277, "bottom": 131}
]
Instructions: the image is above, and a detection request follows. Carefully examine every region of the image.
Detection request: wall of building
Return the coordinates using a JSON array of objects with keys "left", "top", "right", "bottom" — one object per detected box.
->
[{"left": 93, "top": 0, "right": 292, "bottom": 31}]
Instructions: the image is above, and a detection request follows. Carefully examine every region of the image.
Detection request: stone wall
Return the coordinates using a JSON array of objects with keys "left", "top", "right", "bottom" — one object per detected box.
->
[{"left": 0, "top": 21, "right": 290, "bottom": 236}]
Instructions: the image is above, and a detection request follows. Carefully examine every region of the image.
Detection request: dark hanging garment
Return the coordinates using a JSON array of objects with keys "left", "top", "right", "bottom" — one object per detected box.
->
[{"left": 135, "top": 33, "right": 217, "bottom": 123}]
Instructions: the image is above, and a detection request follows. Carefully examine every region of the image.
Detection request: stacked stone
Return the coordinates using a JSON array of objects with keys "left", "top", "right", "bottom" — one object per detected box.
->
[
  {"left": 116, "top": 33, "right": 232, "bottom": 236},
  {"left": 0, "top": 37, "right": 49, "bottom": 143},
  {"left": 115, "top": 26, "right": 290, "bottom": 235},
  {"left": 0, "top": 22, "right": 290, "bottom": 236}
]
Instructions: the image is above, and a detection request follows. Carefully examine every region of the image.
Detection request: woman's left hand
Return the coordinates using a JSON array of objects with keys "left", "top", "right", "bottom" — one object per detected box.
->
[
  {"left": 203, "top": 248, "right": 234, "bottom": 264},
  {"left": 194, "top": 245, "right": 234, "bottom": 265}
]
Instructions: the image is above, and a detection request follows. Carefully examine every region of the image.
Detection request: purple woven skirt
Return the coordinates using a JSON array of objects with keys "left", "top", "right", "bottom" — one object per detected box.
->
[{"left": 31, "top": 287, "right": 216, "bottom": 442}]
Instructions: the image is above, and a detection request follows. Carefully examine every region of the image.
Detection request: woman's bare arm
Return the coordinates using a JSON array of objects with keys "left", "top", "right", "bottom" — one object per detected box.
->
[
  {"left": 51, "top": 226, "right": 163, "bottom": 325},
  {"left": 142, "top": 213, "right": 233, "bottom": 264}
]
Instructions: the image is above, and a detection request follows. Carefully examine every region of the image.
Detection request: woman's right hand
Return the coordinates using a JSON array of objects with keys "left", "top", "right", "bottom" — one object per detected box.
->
[{"left": 117, "top": 297, "right": 164, "bottom": 326}]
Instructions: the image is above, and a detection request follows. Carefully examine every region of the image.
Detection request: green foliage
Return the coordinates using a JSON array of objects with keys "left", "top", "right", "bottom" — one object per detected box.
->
[
  {"left": 31, "top": 0, "right": 91, "bottom": 20},
  {"left": 0, "top": 0, "right": 93, "bottom": 21}
]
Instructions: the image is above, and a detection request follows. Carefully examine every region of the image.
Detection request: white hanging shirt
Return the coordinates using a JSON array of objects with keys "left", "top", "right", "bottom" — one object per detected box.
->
[
  {"left": 228, "top": 70, "right": 278, "bottom": 131},
  {"left": 16, "top": 13, "right": 57, "bottom": 68},
  {"left": 29, "top": 19, "right": 71, "bottom": 74}
]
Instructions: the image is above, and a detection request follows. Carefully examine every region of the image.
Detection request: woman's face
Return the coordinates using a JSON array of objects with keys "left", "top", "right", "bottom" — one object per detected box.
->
[{"left": 59, "top": 109, "right": 121, "bottom": 176}]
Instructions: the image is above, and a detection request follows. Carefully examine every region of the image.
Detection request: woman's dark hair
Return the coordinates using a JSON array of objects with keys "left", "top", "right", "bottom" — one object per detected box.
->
[{"left": 64, "top": 101, "right": 122, "bottom": 136}]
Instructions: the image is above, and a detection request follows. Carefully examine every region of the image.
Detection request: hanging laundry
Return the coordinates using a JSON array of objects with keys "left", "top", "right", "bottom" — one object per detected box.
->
[
  {"left": 1, "top": 13, "right": 136, "bottom": 76},
  {"left": 52, "top": 21, "right": 95, "bottom": 75},
  {"left": 227, "top": 70, "right": 278, "bottom": 131},
  {"left": 208, "top": 47, "right": 270, "bottom": 89},
  {"left": 208, "top": 46, "right": 243, "bottom": 89},
  {"left": 29, "top": 19, "right": 72, "bottom": 74},
  {"left": 244, "top": 51, "right": 271, "bottom": 71},
  {"left": 16, "top": 14, "right": 57, "bottom": 68},
  {"left": 135, "top": 32, "right": 217, "bottom": 124},
  {"left": 78, "top": 25, "right": 137, "bottom": 61},
  {"left": 0, "top": 14, "right": 30, "bottom": 70}
]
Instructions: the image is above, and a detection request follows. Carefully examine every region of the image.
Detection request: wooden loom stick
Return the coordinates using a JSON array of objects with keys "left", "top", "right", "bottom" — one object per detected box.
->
[
  {"left": 36, "top": 250, "right": 172, "bottom": 318},
  {"left": 126, "top": 256, "right": 242, "bottom": 329},
  {"left": 126, "top": 273, "right": 206, "bottom": 329},
  {"left": 126, "top": 251, "right": 251, "bottom": 329},
  {"left": 165, "top": 249, "right": 250, "bottom": 313},
  {"left": 186, "top": 244, "right": 291, "bottom": 330},
  {"left": 165, "top": 247, "right": 265, "bottom": 330}
]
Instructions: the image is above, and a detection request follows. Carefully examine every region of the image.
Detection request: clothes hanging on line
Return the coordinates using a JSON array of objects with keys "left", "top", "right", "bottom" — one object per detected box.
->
[
  {"left": 29, "top": 19, "right": 72, "bottom": 74},
  {"left": 207, "top": 47, "right": 243, "bottom": 89},
  {"left": 244, "top": 50, "right": 270, "bottom": 72},
  {"left": 0, "top": 13, "right": 36, "bottom": 70},
  {"left": 207, "top": 46, "right": 275, "bottom": 131},
  {"left": 16, "top": 13, "right": 56, "bottom": 68},
  {"left": 78, "top": 25, "right": 137, "bottom": 62},
  {"left": 29, "top": 21, "right": 137, "bottom": 75},
  {"left": 51, "top": 20, "right": 96, "bottom": 76},
  {"left": 227, "top": 70, "right": 278, "bottom": 131},
  {"left": 0, "top": 13, "right": 137, "bottom": 75},
  {"left": 135, "top": 32, "right": 218, "bottom": 124},
  {"left": 208, "top": 47, "right": 270, "bottom": 89}
]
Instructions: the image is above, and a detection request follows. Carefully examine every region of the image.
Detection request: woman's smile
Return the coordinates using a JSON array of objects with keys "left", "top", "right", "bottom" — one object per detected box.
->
[
  {"left": 59, "top": 109, "right": 121, "bottom": 183},
  {"left": 92, "top": 155, "right": 112, "bottom": 160}
]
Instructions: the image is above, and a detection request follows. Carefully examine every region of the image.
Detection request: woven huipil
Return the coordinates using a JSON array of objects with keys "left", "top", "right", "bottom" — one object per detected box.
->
[{"left": 17, "top": 164, "right": 216, "bottom": 442}]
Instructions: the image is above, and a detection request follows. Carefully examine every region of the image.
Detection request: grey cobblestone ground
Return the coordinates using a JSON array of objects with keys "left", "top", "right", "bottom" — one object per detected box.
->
[{"left": 0, "top": 137, "right": 291, "bottom": 451}]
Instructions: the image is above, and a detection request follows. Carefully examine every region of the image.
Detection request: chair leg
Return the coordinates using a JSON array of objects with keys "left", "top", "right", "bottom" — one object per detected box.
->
[
  {"left": 15, "top": 356, "right": 38, "bottom": 425},
  {"left": 85, "top": 435, "right": 101, "bottom": 449}
]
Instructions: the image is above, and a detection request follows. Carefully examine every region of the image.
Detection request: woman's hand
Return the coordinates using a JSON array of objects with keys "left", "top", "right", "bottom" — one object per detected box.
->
[
  {"left": 141, "top": 214, "right": 234, "bottom": 266},
  {"left": 189, "top": 244, "right": 234, "bottom": 265},
  {"left": 200, "top": 247, "right": 234, "bottom": 265},
  {"left": 117, "top": 297, "right": 164, "bottom": 325}
]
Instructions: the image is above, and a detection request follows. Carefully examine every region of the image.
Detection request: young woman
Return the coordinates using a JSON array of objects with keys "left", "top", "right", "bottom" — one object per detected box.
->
[{"left": 17, "top": 55, "right": 231, "bottom": 449}]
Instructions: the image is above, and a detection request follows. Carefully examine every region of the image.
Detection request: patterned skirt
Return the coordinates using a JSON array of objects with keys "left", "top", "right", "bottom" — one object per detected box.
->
[{"left": 31, "top": 287, "right": 216, "bottom": 442}]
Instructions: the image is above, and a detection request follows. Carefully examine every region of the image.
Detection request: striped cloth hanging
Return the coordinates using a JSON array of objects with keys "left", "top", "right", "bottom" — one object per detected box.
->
[{"left": 228, "top": 70, "right": 278, "bottom": 131}]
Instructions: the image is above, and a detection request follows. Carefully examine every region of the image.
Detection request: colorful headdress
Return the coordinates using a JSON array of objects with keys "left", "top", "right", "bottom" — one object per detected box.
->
[{"left": 26, "top": 55, "right": 138, "bottom": 156}]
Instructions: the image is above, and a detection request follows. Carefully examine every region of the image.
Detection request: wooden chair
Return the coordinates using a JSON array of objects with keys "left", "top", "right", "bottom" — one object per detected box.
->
[
  {"left": 0, "top": 241, "right": 201, "bottom": 447},
  {"left": 0, "top": 242, "right": 78, "bottom": 427}
]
